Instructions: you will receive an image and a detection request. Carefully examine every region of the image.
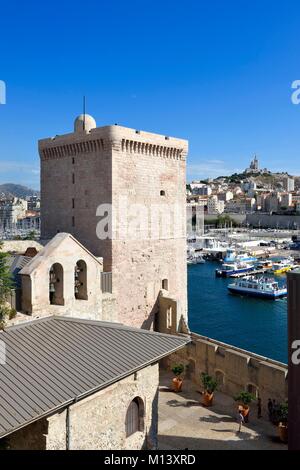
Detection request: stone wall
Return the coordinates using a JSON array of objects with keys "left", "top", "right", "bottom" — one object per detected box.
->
[
  {"left": 164, "top": 333, "right": 288, "bottom": 418},
  {"left": 111, "top": 126, "right": 188, "bottom": 329},
  {"left": 101, "top": 293, "right": 117, "bottom": 323},
  {"left": 20, "top": 233, "right": 103, "bottom": 321},
  {"left": 5, "top": 364, "right": 159, "bottom": 450},
  {"left": 247, "top": 213, "right": 300, "bottom": 229}
]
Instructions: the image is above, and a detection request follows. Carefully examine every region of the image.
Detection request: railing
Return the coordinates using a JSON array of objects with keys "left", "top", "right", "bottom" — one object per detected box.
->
[{"left": 101, "top": 272, "right": 112, "bottom": 294}]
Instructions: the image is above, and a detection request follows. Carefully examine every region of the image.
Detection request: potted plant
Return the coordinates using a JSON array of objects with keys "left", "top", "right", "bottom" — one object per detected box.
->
[
  {"left": 234, "top": 391, "right": 255, "bottom": 422},
  {"left": 201, "top": 373, "right": 218, "bottom": 407},
  {"left": 277, "top": 401, "right": 288, "bottom": 443},
  {"left": 171, "top": 364, "right": 185, "bottom": 392}
]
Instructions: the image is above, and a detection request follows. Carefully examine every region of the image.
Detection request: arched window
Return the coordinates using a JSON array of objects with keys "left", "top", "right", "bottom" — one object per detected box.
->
[
  {"left": 74, "top": 260, "right": 88, "bottom": 300},
  {"left": 49, "top": 263, "right": 64, "bottom": 305},
  {"left": 247, "top": 383, "right": 259, "bottom": 399},
  {"left": 125, "top": 397, "right": 144, "bottom": 437}
]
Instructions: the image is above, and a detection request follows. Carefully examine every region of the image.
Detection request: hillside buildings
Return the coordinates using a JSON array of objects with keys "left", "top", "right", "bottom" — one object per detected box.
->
[
  {"left": 187, "top": 156, "right": 299, "bottom": 224},
  {"left": 0, "top": 197, "right": 28, "bottom": 230},
  {"left": 283, "top": 175, "right": 295, "bottom": 192},
  {"left": 0, "top": 195, "right": 40, "bottom": 236},
  {"left": 207, "top": 195, "right": 225, "bottom": 214}
]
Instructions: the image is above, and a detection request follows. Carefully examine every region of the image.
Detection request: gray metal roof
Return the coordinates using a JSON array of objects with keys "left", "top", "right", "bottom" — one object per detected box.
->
[
  {"left": 0, "top": 316, "right": 188, "bottom": 438},
  {"left": 7, "top": 255, "right": 32, "bottom": 289}
]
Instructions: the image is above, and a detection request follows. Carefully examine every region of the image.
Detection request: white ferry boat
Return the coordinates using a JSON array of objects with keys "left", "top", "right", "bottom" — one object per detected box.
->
[
  {"left": 228, "top": 276, "right": 287, "bottom": 299},
  {"left": 216, "top": 262, "right": 254, "bottom": 278}
]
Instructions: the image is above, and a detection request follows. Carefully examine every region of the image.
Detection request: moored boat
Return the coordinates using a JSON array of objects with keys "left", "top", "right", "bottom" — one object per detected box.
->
[
  {"left": 216, "top": 262, "right": 254, "bottom": 278},
  {"left": 271, "top": 258, "right": 294, "bottom": 275},
  {"left": 255, "top": 259, "right": 273, "bottom": 270},
  {"left": 223, "top": 248, "right": 257, "bottom": 264},
  {"left": 227, "top": 276, "right": 287, "bottom": 299},
  {"left": 187, "top": 253, "right": 206, "bottom": 265}
]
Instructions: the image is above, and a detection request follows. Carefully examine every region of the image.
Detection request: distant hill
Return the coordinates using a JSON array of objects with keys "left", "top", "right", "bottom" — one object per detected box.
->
[{"left": 0, "top": 184, "right": 40, "bottom": 199}]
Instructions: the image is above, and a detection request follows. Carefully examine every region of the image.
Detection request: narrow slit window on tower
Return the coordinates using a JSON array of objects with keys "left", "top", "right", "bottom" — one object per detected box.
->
[
  {"left": 72, "top": 157, "right": 75, "bottom": 164},
  {"left": 162, "top": 279, "right": 169, "bottom": 291},
  {"left": 72, "top": 173, "right": 75, "bottom": 184},
  {"left": 72, "top": 216, "right": 75, "bottom": 227},
  {"left": 72, "top": 198, "right": 75, "bottom": 209}
]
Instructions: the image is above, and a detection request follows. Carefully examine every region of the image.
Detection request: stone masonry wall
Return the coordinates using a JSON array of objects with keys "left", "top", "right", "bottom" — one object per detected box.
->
[
  {"left": 4, "top": 364, "right": 159, "bottom": 450},
  {"left": 40, "top": 130, "right": 113, "bottom": 271},
  {"left": 164, "top": 333, "right": 288, "bottom": 419},
  {"left": 20, "top": 235, "right": 103, "bottom": 321},
  {"left": 111, "top": 127, "right": 187, "bottom": 329}
]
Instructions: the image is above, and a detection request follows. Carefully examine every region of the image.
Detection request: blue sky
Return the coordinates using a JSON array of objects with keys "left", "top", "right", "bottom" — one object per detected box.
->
[{"left": 0, "top": 0, "right": 300, "bottom": 189}]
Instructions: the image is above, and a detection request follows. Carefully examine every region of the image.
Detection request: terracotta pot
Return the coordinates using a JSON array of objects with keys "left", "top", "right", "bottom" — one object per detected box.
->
[
  {"left": 238, "top": 404, "right": 249, "bottom": 418},
  {"left": 172, "top": 377, "right": 183, "bottom": 392},
  {"left": 278, "top": 423, "right": 288, "bottom": 443},
  {"left": 203, "top": 391, "right": 214, "bottom": 407}
]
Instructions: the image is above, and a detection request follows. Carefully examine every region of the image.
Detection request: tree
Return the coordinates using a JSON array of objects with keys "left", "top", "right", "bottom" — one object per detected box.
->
[{"left": 0, "top": 241, "right": 14, "bottom": 303}]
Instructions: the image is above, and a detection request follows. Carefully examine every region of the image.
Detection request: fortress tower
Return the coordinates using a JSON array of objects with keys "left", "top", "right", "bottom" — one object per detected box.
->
[{"left": 39, "top": 115, "right": 188, "bottom": 329}]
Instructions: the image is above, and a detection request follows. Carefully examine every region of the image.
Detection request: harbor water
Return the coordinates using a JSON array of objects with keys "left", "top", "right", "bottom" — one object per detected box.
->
[{"left": 188, "top": 261, "right": 288, "bottom": 364}]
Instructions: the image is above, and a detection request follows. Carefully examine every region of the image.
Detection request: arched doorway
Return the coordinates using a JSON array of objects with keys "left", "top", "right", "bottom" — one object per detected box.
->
[{"left": 125, "top": 397, "right": 144, "bottom": 437}]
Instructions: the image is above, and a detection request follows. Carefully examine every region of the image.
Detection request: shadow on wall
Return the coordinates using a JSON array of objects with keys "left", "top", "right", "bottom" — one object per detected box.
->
[
  {"left": 141, "top": 294, "right": 160, "bottom": 331},
  {"left": 145, "top": 389, "right": 159, "bottom": 449}
]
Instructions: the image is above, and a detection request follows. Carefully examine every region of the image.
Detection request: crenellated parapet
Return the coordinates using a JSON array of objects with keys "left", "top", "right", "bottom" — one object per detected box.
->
[
  {"left": 121, "top": 139, "right": 185, "bottom": 160},
  {"left": 39, "top": 123, "right": 188, "bottom": 161},
  {"left": 39, "top": 139, "right": 105, "bottom": 160}
]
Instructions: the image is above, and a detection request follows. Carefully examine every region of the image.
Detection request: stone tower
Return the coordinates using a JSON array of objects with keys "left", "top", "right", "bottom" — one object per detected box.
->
[{"left": 39, "top": 115, "right": 188, "bottom": 329}]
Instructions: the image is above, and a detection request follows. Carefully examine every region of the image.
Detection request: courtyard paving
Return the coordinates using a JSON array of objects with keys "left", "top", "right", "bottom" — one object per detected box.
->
[{"left": 158, "top": 372, "right": 286, "bottom": 450}]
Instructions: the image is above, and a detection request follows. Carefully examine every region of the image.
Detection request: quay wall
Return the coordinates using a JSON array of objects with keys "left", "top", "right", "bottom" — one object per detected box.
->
[
  {"left": 164, "top": 332, "right": 288, "bottom": 418},
  {"left": 247, "top": 213, "right": 300, "bottom": 229}
]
